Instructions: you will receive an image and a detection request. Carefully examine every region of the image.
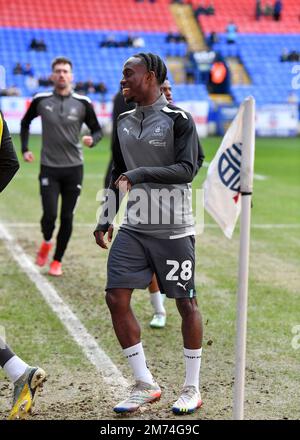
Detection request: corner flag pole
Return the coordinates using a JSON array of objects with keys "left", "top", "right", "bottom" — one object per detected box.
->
[{"left": 233, "top": 97, "right": 255, "bottom": 420}]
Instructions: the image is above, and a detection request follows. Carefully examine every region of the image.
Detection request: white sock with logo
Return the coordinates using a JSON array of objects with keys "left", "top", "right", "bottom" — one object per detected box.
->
[
  {"left": 183, "top": 347, "right": 202, "bottom": 391},
  {"left": 150, "top": 291, "right": 166, "bottom": 315},
  {"left": 123, "top": 342, "right": 155, "bottom": 385},
  {"left": 3, "top": 356, "right": 28, "bottom": 383}
]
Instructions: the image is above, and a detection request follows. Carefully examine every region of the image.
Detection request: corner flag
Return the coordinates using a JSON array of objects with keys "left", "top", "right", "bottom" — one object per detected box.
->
[
  {"left": 203, "top": 98, "right": 254, "bottom": 238},
  {"left": 204, "top": 97, "right": 256, "bottom": 420}
]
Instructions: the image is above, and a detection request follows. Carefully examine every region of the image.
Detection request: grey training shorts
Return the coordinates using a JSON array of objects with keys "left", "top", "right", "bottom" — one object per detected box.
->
[{"left": 106, "top": 228, "right": 196, "bottom": 299}]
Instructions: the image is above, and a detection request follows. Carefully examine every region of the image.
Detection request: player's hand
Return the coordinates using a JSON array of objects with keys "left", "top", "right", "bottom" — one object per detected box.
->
[
  {"left": 115, "top": 175, "right": 132, "bottom": 194},
  {"left": 82, "top": 136, "right": 94, "bottom": 147},
  {"left": 94, "top": 225, "right": 114, "bottom": 249},
  {"left": 23, "top": 151, "right": 34, "bottom": 162}
]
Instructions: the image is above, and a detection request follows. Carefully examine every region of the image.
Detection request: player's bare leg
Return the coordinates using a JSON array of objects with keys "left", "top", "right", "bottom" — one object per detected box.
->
[
  {"left": 173, "top": 297, "right": 203, "bottom": 414},
  {"left": 106, "top": 288, "right": 161, "bottom": 413}
]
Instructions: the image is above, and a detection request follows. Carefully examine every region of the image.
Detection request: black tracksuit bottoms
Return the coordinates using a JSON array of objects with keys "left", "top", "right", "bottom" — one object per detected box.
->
[{"left": 39, "top": 164, "right": 83, "bottom": 262}]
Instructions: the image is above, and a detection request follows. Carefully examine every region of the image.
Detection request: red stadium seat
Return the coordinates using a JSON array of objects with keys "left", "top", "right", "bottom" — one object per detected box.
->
[
  {"left": 5, "top": 0, "right": 297, "bottom": 34},
  {"left": 0, "top": 0, "right": 178, "bottom": 32},
  {"left": 187, "top": 0, "right": 300, "bottom": 34}
]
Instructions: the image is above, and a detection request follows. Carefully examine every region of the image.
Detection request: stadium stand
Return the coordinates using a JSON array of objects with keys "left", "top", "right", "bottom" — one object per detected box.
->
[
  {"left": 0, "top": 0, "right": 178, "bottom": 32},
  {"left": 0, "top": 27, "right": 208, "bottom": 101},
  {"left": 0, "top": 0, "right": 299, "bottom": 108},
  {"left": 211, "top": 34, "right": 300, "bottom": 104}
]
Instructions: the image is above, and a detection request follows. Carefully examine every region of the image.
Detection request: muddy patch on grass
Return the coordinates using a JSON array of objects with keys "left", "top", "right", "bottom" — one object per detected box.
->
[{"left": 0, "top": 363, "right": 229, "bottom": 420}]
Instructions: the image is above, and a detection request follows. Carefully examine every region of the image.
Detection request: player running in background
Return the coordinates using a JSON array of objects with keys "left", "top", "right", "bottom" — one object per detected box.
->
[
  {"left": 20, "top": 56, "right": 103, "bottom": 276},
  {"left": 0, "top": 111, "right": 46, "bottom": 419},
  {"left": 94, "top": 53, "right": 205, "bottom": 414}
]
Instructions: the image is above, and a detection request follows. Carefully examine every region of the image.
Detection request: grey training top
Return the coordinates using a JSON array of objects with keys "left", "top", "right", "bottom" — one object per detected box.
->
[
  {"left": 20, "top": 91, "right": 103, "bottom": 167},
  {"left": 96, "top": 94, "right": 205, "bottom": 239}
]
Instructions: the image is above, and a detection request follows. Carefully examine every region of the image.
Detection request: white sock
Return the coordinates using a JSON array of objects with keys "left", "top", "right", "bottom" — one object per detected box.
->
[
  {"left": 3, "top": 355, "right": 28, "bottom": 383},
  {"left": 183, "top": 347, "right": 202, "bottom": 391},
  {"left": 123, "top": 342, "right": 155, "bottom": 385},
  {"left": 150, "top": 291, "right": 166, "bottom": 315}
]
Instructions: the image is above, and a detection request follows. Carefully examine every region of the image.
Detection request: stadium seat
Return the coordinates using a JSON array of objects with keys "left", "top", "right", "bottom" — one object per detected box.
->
[
  {"left": 186, "top": 0, "right": 300, "bottom": 34},
  {"left": 1, "top": 0, "right": 299, "bottom": 105}
]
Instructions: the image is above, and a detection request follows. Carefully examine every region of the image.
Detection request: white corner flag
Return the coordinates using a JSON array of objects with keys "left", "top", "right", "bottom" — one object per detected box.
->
[
  {"left": 204, "top": 97, "right": 256, "bottom": 420},
  {"left": 204, "top": 98, "right": 254, "bottom": 238}
]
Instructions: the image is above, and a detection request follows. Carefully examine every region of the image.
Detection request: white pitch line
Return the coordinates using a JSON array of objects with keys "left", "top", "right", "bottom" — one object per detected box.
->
[
  {"left": 3, "top": 222, "right": 300, "bottom": 229},
  {"left": 0, "top": 222, "right": 129, "bottom": 390},
  {"left": 253, "top": 174, "right": 268, "bottom": 181}
]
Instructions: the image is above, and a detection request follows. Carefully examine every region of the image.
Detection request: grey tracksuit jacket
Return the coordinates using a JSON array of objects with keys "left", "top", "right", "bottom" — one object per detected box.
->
[
  {"left": 96, "top": 94, "right": 205, "bottom": 239},
  {"left": 20, "top": 91, "right": 103, "bottom": 168}
]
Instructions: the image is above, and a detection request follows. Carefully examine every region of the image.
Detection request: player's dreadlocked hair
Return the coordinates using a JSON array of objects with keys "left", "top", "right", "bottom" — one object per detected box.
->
[{"left": 133, "top": 53, "right": 167, "bottom": 85}]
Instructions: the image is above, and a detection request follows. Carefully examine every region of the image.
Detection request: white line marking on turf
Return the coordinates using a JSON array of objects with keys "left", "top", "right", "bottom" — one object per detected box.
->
[
  {"left": 3, "top": 222, "right": 300, "bottom": 229},
  {"left": 253, "top": 174, "right": 268, "bottom": 181},
  {"left": 0, "top": 222, "right": 129, "bottom": 390}
]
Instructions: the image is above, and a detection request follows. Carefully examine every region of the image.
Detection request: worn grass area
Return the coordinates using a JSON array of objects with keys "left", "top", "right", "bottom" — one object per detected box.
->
[{"left": 0, "top": 135, "right": 299, "bottom": 420}]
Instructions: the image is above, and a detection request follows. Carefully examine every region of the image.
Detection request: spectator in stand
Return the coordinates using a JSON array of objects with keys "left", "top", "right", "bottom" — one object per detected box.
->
[
  {"left": 29, "top": 38, "right": 47, "bottom": 51},
  {"left": 264, "top": 2, "right": 273, "bottom": 16},
  {"left": 74, "top": 80, "right": 107, "bottom": 96},
  {"left": 280, "top": 49, "right": 300, "bottom": 62},
  {"left": 13, "top": 63, "right": 36, "bottom": 80},
  {"left": 255, "top": 0, "right": 262, "bottom": 20},
  {"left": 185, "top": 52, "right": 196, "bottom": 83},
  {"left": 166, "top": 32, "right": 186, "bottom": 44},
  {"left": 273, "top": 0, "right": 282, "bottom": 21},
  {"left": 25, "top": 75, "right": 39, "bottom": 92},
  {"left": 194, "top": 1, "right": 215, "bottom": 17},
  {"left": 74, "top": 81, "right": 86, "bottom": 94},
  {"left": 206, "top": 1, "right": 215, "bottom": 15},
  {"left": 166, "top": 32, "right": 177, "bottom": 43},
  {"left": 13, "top": 63, "right": 23, "bottom": 75},
  {"left": 85, "top": 80, "right": 96, "bottom": 94},
  {"left": 287, "top": 90, "right": 298, "bottom": 104},
  {"left": 132, "top": 36, "right": 145, "bottom": 48},
  {"left": 194, "top": 3, "right": 206, "bottom": 18},
  {"left": 208, "top": 53, "right": 230, "bottom": 94},
  {"left": 226, "top": 21, "right": 238, "bottom": 44},
  {"left": 207, "top": 31, "right": 219, "bottom": 48},
  {"left": 124, "top": 35, "right": 134, "bottom": 47},
  {"left": 29, "top": 38, "right": 38, "bottom": 50},
  {"left": 100, "top": 35, "right": 119, "bottom": 48},
  {"left": 95, "top": 81, "right": 107, "bottom": 95},
  {"left": 288, "top": 50, "right": 300, "bottom": 62},
  {"left": 38, "top": 39, "right": 47, "bottom": 51},
  {"left": 23, "top": 63, "right": 34, "bottom": 76},
  {"left": 38, "top": 76, "right": 53, "bottom": 87},
  {"left": 0, "top": 86, "right": 21, "bottom": 97},
  {"left": 280, "top": 48, "right": 289, "bottom": 62}
]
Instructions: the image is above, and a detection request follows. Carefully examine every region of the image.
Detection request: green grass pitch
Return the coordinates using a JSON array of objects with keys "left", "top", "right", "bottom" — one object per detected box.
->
[{"left": 0, "top": 134, "right": 299, "bottom": 419}]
